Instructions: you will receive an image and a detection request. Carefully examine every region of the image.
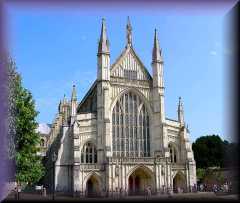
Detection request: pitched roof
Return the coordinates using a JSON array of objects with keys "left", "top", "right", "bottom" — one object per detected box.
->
[
  {"left": 77, "top": 80, "right": 97, "bottom": 110},
  {"left": 110, "top": 45, "right": 152, "bottom": 80}
]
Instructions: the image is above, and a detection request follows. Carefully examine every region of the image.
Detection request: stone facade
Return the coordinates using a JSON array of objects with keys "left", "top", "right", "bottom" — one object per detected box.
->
[
  {"left": 36, "top": 123, "right": 51, "bottom": 157},
  {"left": 43, "top": 17, "right": 196, "bottom": 196}
]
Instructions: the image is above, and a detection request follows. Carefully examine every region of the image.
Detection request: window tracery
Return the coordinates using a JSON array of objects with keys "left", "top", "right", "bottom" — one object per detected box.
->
[
  {"left": 112, "top": 91, "right": 150, "bottom": 157},
  {"left": 81, "top": 142, "right": 97, "bottom": 163}
]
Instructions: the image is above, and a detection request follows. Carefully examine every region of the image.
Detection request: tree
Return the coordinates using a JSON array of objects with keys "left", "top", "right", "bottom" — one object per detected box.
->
[
  {"left": 192, "top": 135, "right": 224, "bottom": 168},
  {"left": 7, "top": 57, "right": 45, "bottom": 186},
  {"left": 223, "top": 142, "right": 239, "bottom": 168},
  {"left": 192, "top": 134, "right": 239, "bottom": 169}
]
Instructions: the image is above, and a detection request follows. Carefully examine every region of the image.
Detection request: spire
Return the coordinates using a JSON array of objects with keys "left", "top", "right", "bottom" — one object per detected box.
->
[
  {"left": 63, "top": 94, "right": 67, "bottom": 104},
  {"left": 186, "top": 124, "right": 190, "bottom": 133},
  {"left": 71, "top": 85, "right": 77, "bottom": 101},
  {"left": 98, "top": 18, "right": 110, "bottom": 55},
  {"left": 178, "top": 97, "right": 183, "bottom": 111},
  {"left": 58, "top": 99, "right": 62, "bottom": 113},
  {"left": 178, "top": 97, "right": 184, "bottom": 124},
  {"left": 126, "top": 16, "right": 132, "bottom": 46},
  {"left": 71, "top": 85, "right": 77, "bottom": 119},
  {"left": 152, "top": 29, "right": 163, "bottom": 63}
]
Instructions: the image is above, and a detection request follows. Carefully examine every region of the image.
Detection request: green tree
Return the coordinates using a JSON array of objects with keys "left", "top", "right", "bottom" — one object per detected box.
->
[
  {"left": 7, "top": 58, "right": 45, "bottom": 186},
  {"left": 192, "top": 135, "right": 224, "bottom": 168},
  {"left": 196, "top": 168, "right": 206, "bottom": 180}
]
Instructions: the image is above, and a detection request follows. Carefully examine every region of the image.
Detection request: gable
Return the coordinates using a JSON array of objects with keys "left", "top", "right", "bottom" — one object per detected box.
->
[{"left": 110, "top": 47, "right": 152, "bottom": 81}]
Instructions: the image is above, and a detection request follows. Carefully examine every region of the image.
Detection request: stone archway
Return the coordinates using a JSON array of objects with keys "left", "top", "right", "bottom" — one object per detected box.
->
[
  {"left": 173, "top": 172, "right": 187, "bottom": 193},
  {"left": 128, "top": 167, "right": 154, "bottom": 195},
  {"left": 86, "top": 175, "right": 100, "bottom": 197}
]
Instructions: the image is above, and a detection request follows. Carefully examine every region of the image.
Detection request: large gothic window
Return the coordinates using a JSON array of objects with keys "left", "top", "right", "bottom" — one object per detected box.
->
[
  {"left": 81, "top": 142, "right": 97, "bottom": 163},
  {"left": 112, "top": 91, "right": 150, "bottom": 157}
]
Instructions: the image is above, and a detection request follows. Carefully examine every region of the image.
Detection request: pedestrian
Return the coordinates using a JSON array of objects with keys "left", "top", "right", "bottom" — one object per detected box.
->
[
  {"left": 148, "top": 186, "right": 152, "bottom": 199},
  {"left": 226, "top": 183, "right": 229, "bottom": 192},
  {"left": 145, "top": 187, "right": 148, "bottom": 200},
  {"left": 225, "top": 182, "right": 229, "bottom": 192},
  {"left": 43, "top": 187, "right": 47, "bottom": 197},
  {"left": 115, "top": 187, "right": 118, "bottom": 199},
  {"left": 17, "top": 184, "right": 21, "bottom": 200},
  {"left": 106, "top": 189, "right": 109, "bottom": 197},
  {"left": 162, "top": 185, "right": 165, "bottom": 194},
  {"left": 119, "top": 187, "right": 123, "bottom": 199},
  {"left": 214, "top": 184, "right": 217, "bottom": 193},
  {"left": 167, "top": 187, "right": 173, "bottom": 198},
  {"left": 14, "top": 186, "right": 17, "bottom": 200}
]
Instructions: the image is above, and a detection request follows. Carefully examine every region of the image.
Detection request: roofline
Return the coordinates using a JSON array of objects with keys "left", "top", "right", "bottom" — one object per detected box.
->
[
  {"left": 166, "top": 117, "right": 179, "bottom": 123},
  {"left": 77, "top": 80, "right": 97, "bottom": 110},
  {"left": 110, "top": 46, "right": 152, "bottom": 80},
  {"left": 77, "top": 46, "right": 153, "bottom": 111}
]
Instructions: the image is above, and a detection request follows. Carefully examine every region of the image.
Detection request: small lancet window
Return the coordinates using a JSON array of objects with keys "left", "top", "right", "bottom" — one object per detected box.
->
[{"left": 169, "top": 143, "right": 177, "bottom": 163}]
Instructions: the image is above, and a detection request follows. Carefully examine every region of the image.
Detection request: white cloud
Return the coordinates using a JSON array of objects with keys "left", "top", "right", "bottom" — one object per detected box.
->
[{"left": 210, "top": 50, "right": 217, "bottom": 56}]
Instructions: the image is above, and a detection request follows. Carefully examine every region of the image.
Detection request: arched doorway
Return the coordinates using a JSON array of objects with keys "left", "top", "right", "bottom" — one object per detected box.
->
[
  {"left": 128, "top": 167, "right": 154, "bottom": 195},
  {"left": 86, "top": 175, "right": 100, "bottom": 197},
  {"left": 173, "top": 172, "right": 186, "bottom": 193}
]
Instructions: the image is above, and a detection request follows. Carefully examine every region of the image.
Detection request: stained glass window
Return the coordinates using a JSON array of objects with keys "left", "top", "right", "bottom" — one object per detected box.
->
[{"left": 112, "top": 91, "right": 150, "bottom": 157}]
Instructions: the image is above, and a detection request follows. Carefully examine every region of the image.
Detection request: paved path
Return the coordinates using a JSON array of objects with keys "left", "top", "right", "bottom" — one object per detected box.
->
[{"left": 3, "top": 192, "right": 239, "bottom": 201}]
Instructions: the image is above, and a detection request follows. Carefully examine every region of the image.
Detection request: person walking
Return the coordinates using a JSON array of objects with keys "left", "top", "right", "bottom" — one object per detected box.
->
[
  {"left": 144, "top": 187, "right": 148, "bottom": 200},
  {"left": 106, "top": 189, "right": 109, "bottom": 198},
  {"left": 43, "top": 187, "right": 47, "bottom": 197},
  {"left": 119, "top": 187, "right": 123, "bottom": 199},
  {"left": 115, "top": 187, "right": 118, "bottom": 199},
  {"left": 167, "top": 187, "right": 173, "bottom": 198},
  {"left": 16, "top": 184, "right": 21, "bottom": 200},
  {"left": 149, "top": 186, "right": 152, "bottom": 197},
  {"left": 147, "top": 186, "right": 151, "bottom": 200},
  {"left": 162, "top": 185, "right": 166, "bottom": 194}
]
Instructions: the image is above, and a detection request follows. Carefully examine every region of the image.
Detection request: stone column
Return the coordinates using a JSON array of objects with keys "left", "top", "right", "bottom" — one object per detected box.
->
[
  {"left": 155, "top": 164, "right": 159, "bottom": 194},
  {"left": 169, "top": 164, "right": 172, "bottom": 190},
  {"left": 133, "top": 175, "right": 135, "bottom": 194},
  {"left": 188, "top": 161, "right": 197, "bottom": 191},
  {"left": 186, "top": 163, "right": 189, "bottom": 192},
  {"left": 159, "top": 165, "right": 162, "bottom": 193},
  {"left": 164, "top": 165, "right": 167, "bottom": 191},
  {"left": 170, "top": 164, "right": 173, "bottom": 190},
  {"left": 73, "top": 165, "right": 80, "bottom": 196}
]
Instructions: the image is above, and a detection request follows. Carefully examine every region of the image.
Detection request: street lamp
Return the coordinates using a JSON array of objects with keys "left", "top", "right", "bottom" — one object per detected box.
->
[{"left": 52, "top": 152, "right": 57, "bottom": 200}]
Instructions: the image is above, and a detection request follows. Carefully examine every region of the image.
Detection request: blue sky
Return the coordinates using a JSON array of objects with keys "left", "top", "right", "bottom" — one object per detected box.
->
[{"left": 5, "top": 2, "right": 237, "bottom": 142}]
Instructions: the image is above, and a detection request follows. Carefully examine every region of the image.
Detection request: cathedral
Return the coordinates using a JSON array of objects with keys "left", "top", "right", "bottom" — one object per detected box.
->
[{"left": 43, "top": 17, "right": 196, "bottom": 197}]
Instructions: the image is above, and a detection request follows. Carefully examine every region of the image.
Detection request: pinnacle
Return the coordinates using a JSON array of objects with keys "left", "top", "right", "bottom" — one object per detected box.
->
[{"left": 152, "top": 28, "right": 163, "bottom": 63}]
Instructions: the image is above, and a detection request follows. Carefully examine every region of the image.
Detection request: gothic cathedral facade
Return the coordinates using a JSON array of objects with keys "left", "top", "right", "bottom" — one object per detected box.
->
[{"left": 44, "top": 17, "right": 196, "bottom": 196}]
